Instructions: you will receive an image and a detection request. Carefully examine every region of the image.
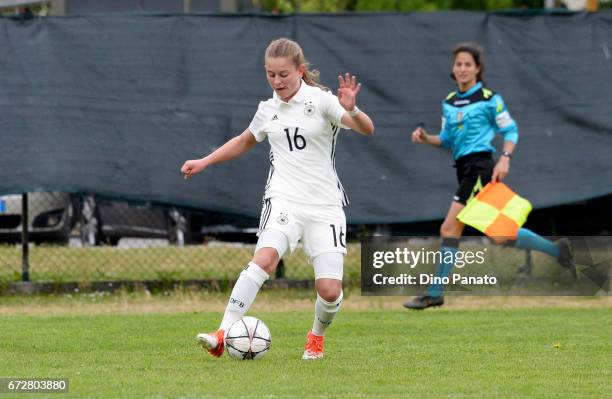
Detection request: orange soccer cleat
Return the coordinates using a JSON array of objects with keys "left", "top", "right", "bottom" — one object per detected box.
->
[
  {"left": 302, "top": 330, "right": 324, "bottom": 360},
  {"left": 196, "top": 329, "right": 225, "bottom": 358}
]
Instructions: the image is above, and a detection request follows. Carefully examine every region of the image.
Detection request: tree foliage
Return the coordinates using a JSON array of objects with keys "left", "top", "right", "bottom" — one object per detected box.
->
[{"left": 259, "top": 0, "right": 545, "bottom": 12}]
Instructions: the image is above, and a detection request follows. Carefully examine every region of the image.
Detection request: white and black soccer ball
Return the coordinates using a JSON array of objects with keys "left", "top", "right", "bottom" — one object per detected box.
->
[{"left": 225, "top": 316, "right": 271, "bottom": 360}]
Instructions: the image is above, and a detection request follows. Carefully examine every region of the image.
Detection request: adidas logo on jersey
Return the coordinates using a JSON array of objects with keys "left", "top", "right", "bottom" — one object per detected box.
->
[{"left": 271, "top": 115, "right": 278, "bottom": 121}]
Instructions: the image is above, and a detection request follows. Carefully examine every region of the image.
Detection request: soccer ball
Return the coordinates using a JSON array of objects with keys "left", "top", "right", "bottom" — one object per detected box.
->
[{"left": 225, "top": 316, "right": 271, "bottom": 360}]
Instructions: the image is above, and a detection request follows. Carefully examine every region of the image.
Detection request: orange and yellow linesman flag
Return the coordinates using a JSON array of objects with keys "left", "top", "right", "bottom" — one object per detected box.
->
[{"left": 457, "top": 182, "right": 532, "bottom": 239}]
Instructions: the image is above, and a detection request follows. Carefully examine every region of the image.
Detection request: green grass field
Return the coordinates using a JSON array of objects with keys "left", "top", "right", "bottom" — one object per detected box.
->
[{"left": 1, "top": 302, "right": 610, "bottom": 398}]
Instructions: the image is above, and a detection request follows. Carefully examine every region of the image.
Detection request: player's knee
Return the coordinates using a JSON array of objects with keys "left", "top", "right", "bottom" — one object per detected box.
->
[
  {"left": 318, "top": 288, "right": 341, "bottom": 303},
  {"left": 253, "top": 229, "right": 289, "bottom": 273},
  {"left": 252, "top": 249, "right": 279, "bottom": 274},
  {"left": 316, "top": 280, "right": 342, "bottom": 302}
]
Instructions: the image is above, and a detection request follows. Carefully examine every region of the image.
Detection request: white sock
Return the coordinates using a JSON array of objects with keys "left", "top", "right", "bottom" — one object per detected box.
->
[
  {"left": 219, "top": 262, "right": 269, "bottom": 331},
  {"left": 311, "top": 290, "right": 343, "bottom": 337}
]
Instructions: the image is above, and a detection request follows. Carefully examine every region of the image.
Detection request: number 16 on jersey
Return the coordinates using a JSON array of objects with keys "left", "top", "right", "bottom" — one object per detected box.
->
[{"left": 284, "top": 128, "right": 306, "bottom": 151}]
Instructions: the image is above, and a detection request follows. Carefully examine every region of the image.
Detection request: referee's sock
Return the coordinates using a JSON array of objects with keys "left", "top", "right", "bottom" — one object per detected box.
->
[
  {"left": 514, "top": 228, "right": 559, "bottom": 258},
  {"left": 426, "top": 238, "right": 459, "bottom": 298}
]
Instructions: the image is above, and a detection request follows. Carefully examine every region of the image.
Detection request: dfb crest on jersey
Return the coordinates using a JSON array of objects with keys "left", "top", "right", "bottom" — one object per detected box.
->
[
  {"left": 276, "top": 213, "right": 289, "bottom": 225},
  {"left": 304, "top": 101, "right": 315, "bottom": 116}
]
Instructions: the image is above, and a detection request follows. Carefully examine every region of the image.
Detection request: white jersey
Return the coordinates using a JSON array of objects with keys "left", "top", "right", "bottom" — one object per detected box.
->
[{"left": 248, "top": 81, "right": 349, "bottom": 206}]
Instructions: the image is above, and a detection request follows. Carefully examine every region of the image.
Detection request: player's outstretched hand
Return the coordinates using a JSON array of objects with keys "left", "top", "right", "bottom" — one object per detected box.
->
[
  {"left": 181, "top": 159, "right": 206, "bottom": 180},
  {"left": 411, "top": 127, "right": 428, "bottom": 144},
  {"left": 337, "top": 73, "right": 362, "bottom": 111}
]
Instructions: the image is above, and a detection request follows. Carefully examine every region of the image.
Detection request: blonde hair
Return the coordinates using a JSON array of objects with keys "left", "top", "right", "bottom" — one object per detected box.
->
[{"left": 265, "top": 38, "right": 328, "bottom": 91}]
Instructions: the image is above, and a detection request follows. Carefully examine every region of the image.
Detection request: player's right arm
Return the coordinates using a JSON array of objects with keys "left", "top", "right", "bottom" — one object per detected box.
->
[{"left": 181, "top": 129, "right": 258, "bottom": 179}]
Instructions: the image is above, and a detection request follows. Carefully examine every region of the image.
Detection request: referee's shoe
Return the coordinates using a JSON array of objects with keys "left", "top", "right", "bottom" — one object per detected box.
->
[
  {"left": 403, "top": 295, "right": 444, "bottom": 310},
  {"left": 557, "top": 238, "right": 578, "bottom": 279}
]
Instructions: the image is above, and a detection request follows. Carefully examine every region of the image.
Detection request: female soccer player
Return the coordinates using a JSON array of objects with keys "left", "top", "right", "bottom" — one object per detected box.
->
[
  {"left": 404, "top": 42, "right": 576, "bottom": 310},
  {"left": 181, "top": 38, "right": 374, "bottom": 358}
]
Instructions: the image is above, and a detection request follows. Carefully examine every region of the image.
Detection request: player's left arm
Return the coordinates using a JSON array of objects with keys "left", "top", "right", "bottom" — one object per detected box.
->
[
  {"left": 491, "top": 94, "right": 518, "bottom": 182},
  {"left": 337, "top": 73, "right": 375, "bottom": 136}
]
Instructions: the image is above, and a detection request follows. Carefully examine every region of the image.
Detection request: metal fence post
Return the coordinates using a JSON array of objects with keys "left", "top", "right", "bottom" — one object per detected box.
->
[
  {"left": 21, "top": 193, "right": 30, "bottom": 282},
  {"left": 275, "top": 259, "right": 285, "bottom": 279}
]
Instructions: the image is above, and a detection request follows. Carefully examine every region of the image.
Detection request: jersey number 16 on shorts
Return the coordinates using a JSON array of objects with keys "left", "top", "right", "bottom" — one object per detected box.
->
[{"left": 330, "top": 224, "right": 346, "bottom": 248}]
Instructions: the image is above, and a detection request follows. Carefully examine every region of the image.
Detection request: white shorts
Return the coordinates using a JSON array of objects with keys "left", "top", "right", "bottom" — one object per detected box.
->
[{"left": 257, "top": 196, "right": 347, "bottom": 259}]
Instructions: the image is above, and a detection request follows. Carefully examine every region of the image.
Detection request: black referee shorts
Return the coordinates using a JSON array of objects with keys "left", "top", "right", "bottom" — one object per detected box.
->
[{"left": 453, "top": 151, "right": 495, "bottom": 205}]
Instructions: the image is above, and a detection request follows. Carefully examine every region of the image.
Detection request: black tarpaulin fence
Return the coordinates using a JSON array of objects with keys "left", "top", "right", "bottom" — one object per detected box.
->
[{"left": 0, "top": 11, "right": 610, "bottom": 287}]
